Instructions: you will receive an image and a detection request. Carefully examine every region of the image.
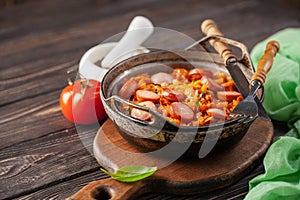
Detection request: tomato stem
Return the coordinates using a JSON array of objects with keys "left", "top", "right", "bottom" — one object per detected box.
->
[
  {"left": 67, "top": 78, "right": 73, "bottom": 85},
  {"left": 66, "top": 69, "right": 77, "bottom": 85}
]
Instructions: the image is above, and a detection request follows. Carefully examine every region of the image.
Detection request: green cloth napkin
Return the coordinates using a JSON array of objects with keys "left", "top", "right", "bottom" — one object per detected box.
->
[
  {"left": 245, "top": 137, "right": 300, "bottom": 200},
  {"left": 244, "top": 28, "right": 300, "bottom": 200}
]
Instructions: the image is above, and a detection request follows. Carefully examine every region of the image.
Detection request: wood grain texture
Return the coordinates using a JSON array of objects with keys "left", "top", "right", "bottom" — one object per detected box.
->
[
  {"left": 0, "top": 0, "right": 298, "bottom": 199},
  {"left": 15, "top": 164, "right": 265, "bottom": 200},
  {"left": 69, "top": 118, "right": 273, "bottom": 199},
  {"left": 11, "top": 120, "right": 287, "bottom": 200},
  {"left": 0, "top": 125, "right": 100, "bottom": 199}
]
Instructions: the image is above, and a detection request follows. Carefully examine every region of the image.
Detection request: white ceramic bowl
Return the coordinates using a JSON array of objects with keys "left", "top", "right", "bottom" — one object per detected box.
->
[{"left": 78, "top": 42, "right": 149, "bottom": 81}]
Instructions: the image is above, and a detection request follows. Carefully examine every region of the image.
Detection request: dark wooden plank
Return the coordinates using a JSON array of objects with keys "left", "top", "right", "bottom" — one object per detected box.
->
[
  {"left": 177, "top": 0, "right": 300, "bottom": 48},
  {"left": 1, "top": 0, "right": 297, "bottom": 92},
  {"left": 1, "top": 0, "right": 298, "bottom": 81},
  {"left": 0, "top": 124, "right": 100, "bottom": 199},
  {"left": 0, "top": 90, "right": 72, "bottom": 150},
  {"left": 0, "top": 0, "right": 297, "bottom": 199},
  {"left": 0, "top": 61, "right": 77, "bottom": 106}
]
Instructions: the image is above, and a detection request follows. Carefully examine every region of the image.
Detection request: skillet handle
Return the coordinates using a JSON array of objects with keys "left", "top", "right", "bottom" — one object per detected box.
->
[
  {"left": 251, "top": 40, "right": 280, "bottom": 85},
  {"left": 201, "top": 19, "right": 236, "bottom": 63},
  {"left": 106, "top": 95, "right": 178, "bottom": 130}
]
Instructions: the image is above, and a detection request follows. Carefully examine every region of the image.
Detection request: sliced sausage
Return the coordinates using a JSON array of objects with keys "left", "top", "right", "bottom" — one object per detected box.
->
[
  {"left": 170, "top": 102, "right": 194, "bottom": 122},
  {"left": 188, "top": 68, "right": 214, "bottom": 81},
  {"left": 131, "top": 101, "right": 156, "bottom": 121},
  {"left": 201, "top": 77, "right": 223, "bottom": 91},
  {"left": 207, "top": 108, "right": 226, "bottom": 119},
  {"left": 188, "top": 68, "right": 202, "bottom": 81},
  {"left": 119, "top": 79, "right": 138, "bottom": 99},
  {"left": 136, "top": 90, "right": 160, "bottom": 103},
  {"left": 161, "top": 89, "right": 187, "bottom": 102},
  {"left": 151, "top": 72, "right": 174, "bottom": 85},
  {"left": 217, "top": 91, "right": 242, "bottom": 102}
]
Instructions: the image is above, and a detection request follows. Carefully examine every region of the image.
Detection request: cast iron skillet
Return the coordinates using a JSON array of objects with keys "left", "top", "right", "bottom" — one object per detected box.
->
[{"left": 100, "top": 49, "right": 257, "bottom": 158}]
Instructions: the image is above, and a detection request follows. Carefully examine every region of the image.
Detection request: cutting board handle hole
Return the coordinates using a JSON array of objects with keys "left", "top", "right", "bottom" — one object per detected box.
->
[{"left": 91, "top": 186, "right": 113, "bottom": 200}]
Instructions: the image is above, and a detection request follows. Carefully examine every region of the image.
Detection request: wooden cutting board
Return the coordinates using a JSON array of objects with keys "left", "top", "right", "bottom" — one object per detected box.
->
[{"left": 69, "top": 117, "right": 273, "bottom": 200}]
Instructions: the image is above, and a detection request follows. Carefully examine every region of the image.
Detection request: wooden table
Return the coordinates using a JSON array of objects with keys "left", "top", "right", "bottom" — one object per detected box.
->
[{"left": 0, "top": 0, "right": 299, "bottom": 199}]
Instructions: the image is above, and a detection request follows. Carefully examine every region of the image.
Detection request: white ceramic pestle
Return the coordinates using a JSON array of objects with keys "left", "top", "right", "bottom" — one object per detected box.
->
[{"left": 101, "top": 16, "right": 154, "bottom": 68}]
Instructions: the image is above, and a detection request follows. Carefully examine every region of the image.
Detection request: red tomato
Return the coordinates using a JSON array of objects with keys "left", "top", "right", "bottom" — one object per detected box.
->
[{"left": 60, "top": 79, "right": 107, "bottom": 124}]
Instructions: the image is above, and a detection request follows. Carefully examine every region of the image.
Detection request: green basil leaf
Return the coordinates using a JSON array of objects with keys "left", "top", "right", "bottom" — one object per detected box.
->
[
  {"left": 100, "top": 165, "right": 157, "bottom": 182},
  {"left": 195, "top": 100, "right": 200, "bottom": 110}
]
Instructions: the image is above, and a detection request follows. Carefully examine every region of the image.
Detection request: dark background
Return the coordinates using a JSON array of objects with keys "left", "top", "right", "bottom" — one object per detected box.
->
[{"left": 0, "top": 0, "right": 299, "bottom": 199}]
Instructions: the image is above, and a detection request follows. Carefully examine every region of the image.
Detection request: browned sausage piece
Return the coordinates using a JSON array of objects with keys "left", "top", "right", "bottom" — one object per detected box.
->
[
  {"left": 136, "top": 90, "right": 160, "bottom": 103},
  {"left": 201, "top": 77, "right": 223, "bottom": 91},
  {"left": 119, "top": 79, "right": 138, "bottom": 99},
  {"left": 151, "top": 72, "right": 174, "bottom": 85},
  {"left": 217, "top": 91, "right": 241, "bottom": 102},
  {"left": 161, "top": 89, "right": 186, "bottom": 102},
  {"left": 131, "top": 101, "right": 156, "bottom": 121},
  {"left": 207, "top": 108, "right": 226, "bottom": 119},
  {"left": 170, "top": 102, "right": 194, "bottom": 122},
  {"left": 188, "top": 68, "right": 214, "bottom": 81},
  {"left": 188, "top": 68, "right": 202, "bottom": 81}
]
